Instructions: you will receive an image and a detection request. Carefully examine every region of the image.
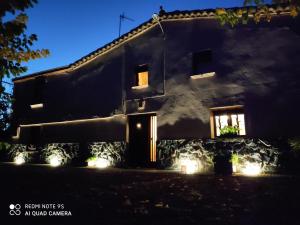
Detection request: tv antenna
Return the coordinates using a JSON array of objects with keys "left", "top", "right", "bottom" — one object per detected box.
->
[{"left": 119, "top": 13, "right": 134, "bottom": 37}]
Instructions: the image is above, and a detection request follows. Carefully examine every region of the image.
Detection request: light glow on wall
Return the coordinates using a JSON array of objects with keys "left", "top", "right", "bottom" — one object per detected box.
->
[
  {"left": 241, "top": 162, "right": 262, "bottom": 176},
  {"left": 180, "top": 159, "right": 199, "bottom": 174},
  {"left": 87, "top": 157, "right": 110, "bottom": 168},
  {"left": 190, "top": 72, "right": 216, "bottom": 79},
  {"left": 14, "top": 153, "right": 25, "bottom": 165},
  {"left": 19, "top": 114, "right": 123, "bottom": 128},
  {"left": 49, "top": 155, "right": 62, "bottom": 167},
  {"left": 30, "top": 103, "right": 44, "bottom": 109}
]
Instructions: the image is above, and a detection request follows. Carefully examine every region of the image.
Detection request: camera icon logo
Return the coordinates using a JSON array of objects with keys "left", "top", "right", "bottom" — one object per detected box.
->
[{"left": 9, "top": 204, "right": 21, "bottom": 216}]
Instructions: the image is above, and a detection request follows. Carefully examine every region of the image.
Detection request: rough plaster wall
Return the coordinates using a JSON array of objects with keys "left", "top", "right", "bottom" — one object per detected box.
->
[
  {"left": 154, "top": 17, "right": 300, "bottom": 139},
  {"left": 124, "top": 27, "right": 165, "bottom": 100},
  {"left": 19, "top": 116, "right": 126, "bottom": 143},
  {"left": 13, "top": 16, "right": 300, "bottom": 142}
]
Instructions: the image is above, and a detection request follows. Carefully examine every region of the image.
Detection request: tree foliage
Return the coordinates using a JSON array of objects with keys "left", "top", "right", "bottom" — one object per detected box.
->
[
  {"left": 215, "top": 0, "right": 299, "bottom": 27},
  {"left": 0, "top": 0, "right": 49, "bottom": 80},
  {"left": 0, "top": 0, "right": 49, "bottom": 139},
  {"left": 0, "top": 91, "right": 11, "bottom": 139}
]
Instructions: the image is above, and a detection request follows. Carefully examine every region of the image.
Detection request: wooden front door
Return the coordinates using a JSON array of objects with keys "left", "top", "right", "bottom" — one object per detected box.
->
[{"left": 127, "top": 114, "right": 157, "bottom": 167}]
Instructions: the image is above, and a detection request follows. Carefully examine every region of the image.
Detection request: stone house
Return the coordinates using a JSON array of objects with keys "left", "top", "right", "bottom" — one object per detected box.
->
[{"left": 11, "top": 5, "right": 300, "bottom": 167}]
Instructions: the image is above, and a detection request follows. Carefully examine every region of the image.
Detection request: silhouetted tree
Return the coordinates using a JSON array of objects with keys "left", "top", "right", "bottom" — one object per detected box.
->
[
  {"left": 0, "top": 92, "right": 11, "bottom": 140},
  {"left": 0, "top": 0, "right": 49, "bottom": 139}
]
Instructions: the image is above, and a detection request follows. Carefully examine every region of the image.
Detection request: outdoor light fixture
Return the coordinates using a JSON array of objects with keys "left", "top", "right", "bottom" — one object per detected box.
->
[
  {"left": 95, "top": 158, "right": 110, "bottom": 168},
  {"left": 87, "top": 157, "right": 110, "bottom": 168},
  {"left": 180, "top": 159, "right": 199, "bottom": 174},
  {"left": 136, "top": 123, "right": 142, "bottom": 129},
  {"left": 87, "top": 159, "right": 96, "bottom": 167},
  {"left": 14, "top": 153, "right": 25, "bottom": 165},
  {"left": 232, "top": 164, "right": 237, "bottom": 173},
  {"left": 241, "top": 162, "right": 262, "bottom": 176},
  {"left": 49, "top": 155, "right": 62, "bottom": 167}
]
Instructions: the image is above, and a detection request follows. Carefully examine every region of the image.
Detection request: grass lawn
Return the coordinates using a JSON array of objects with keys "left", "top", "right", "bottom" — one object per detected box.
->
[{"left": 0, "top": 163, "right": 299, "bottom": 225}]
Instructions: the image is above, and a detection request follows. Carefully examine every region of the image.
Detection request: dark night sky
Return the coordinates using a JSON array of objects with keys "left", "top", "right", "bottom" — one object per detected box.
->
[{"left": 10, "top": 0, "right": 271, "bottom": 78}]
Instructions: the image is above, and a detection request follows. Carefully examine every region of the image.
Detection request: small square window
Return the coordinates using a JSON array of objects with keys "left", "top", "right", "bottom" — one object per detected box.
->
[
  {"left": 137, "top": 71, "right": 148, "bottom": 86},
  {"left": 33, "top": 76, "right": 45, "bottom": 103},
  {"left": 192, "top": 50, "right": 213, "bottom": 76},
  {"left": 132, "top": 64, "right": 149, "bottom": 89}
]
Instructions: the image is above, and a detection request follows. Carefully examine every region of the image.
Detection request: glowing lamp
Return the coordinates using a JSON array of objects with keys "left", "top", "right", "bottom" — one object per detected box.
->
[
  {"left": 49, "top": 155, "right": 62, "bottom": 167},
  {"left": 95, "top": 158, "right": 110, "bottom": 168},
  {"left": 87, "top": 159, "right": 96, "bottom": 167},
  {"left": 241, "top": 162, "right": 261, "bottom": 176},
  {"left": 14, "top": 153, "right": 25, "bottom": 165},
  {"left": 136, "top": 123, "right": 142, "bottom": 129},
  {"left": 232, "top": 164, "right": 237, "bottom": 173},
  {"left": 180, "top": 159, "right": 199, "bottom": 174}
]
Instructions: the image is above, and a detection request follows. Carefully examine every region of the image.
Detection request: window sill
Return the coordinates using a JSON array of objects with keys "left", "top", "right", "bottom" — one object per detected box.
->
[
  {"left": 132, "top": 85, "right": 148, "bottom": 90},
  {"left": 30, "top": 103, "right": 44, "bottom": 109},
  {"left": 190, "top": 72, "right": 215, "bottom": 80},
  {"left": 215, "top": 135, "right": 246, "bottom": 139}
]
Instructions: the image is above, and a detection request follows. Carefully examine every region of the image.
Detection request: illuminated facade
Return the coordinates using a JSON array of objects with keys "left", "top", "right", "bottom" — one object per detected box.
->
[{"left": 11, "top": 5, "right": 300, "bottom": 167}]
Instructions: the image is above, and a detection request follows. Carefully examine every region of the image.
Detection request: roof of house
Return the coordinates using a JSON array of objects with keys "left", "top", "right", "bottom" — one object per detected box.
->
[{"left": 13, "top": 4, "right": 292, "bottom": 82}]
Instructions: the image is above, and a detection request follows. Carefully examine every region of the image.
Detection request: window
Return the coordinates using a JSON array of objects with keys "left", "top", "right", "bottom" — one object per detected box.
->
[
  {"left": 132, "top": 64, "right": 149, "bottom": 89},
  {"left": 192, "top": 50, "right": 214, "bottom": 77},
  {"left": 211, "top": 106, "right": 246, "bottom": 137},
  {"left": 137, "top": 71, "right": 148, "bottom": 86},
  {"left": 31, "top": 76, "right": 45, "bottom": 109}
]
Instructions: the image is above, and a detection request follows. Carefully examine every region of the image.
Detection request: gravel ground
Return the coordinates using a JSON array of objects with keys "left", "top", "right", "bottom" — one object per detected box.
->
[{"left": 0, "top": 163, "right": 299, "bottom": 225}]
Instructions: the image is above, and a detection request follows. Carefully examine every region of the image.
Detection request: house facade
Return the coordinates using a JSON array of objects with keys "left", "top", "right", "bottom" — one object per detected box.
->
[{"left": 11, "top": 5, "right": 300, "bottom": 167}]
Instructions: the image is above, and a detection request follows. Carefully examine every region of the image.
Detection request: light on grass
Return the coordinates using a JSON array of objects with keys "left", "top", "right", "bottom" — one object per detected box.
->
[
  {"left": 180, "top": 159, "right": 199, "bottom": 174},
  {"left": 49, "top": 155, "right": 62, "bottom": 167},
  {"left": 241, "top": 162, "right": 262, "bottom": 176},
  {"left": 14, "top": 153, "right": 25, "bottom": 165}
]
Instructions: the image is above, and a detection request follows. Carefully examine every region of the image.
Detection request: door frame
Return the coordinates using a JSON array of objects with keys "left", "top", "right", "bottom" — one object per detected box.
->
[{"left": 126, "top": 112, "right": 157, "bottom": 167}]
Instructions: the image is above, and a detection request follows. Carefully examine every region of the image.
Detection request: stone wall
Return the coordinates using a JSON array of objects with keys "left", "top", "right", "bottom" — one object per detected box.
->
[
  {"left": 7, "top": 139, "right": 283, "bottom": 174},
  {"left": 157, "top": 138, "right": 279, "bottom": 173},
  {"left": 88, "top": 142, "right": 126, "bottom": 167}
]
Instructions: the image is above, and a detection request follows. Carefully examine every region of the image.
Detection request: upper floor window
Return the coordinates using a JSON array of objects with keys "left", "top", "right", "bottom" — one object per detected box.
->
[
  {"left": 132, "top": 64, "right": 149, "bottom": 89},
  {"left": 192, "top": 50, "right": 214, "bottom": 78},
  {"left": 211, "top": 106, "right": 246, "bottom": 138},
  {"left": 30, "top": 76, "right": 45, "bottom": 109}
]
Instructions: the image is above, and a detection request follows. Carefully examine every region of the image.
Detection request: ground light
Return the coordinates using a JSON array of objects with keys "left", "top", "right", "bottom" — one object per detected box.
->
[
  {"left": 241, "top": 162, "right": 262, "bottom": 176},
  {"left": 48, "top": 155, "right": 62, "bottom": 167},
  {"left": 180, "top": 159, "right": 199, "bottom": 174},
  {"left": 14, "top": 153, "right": 25, "bottom": 165},
  {"left": 232, "top": 164, "right": 237, "bottom": 173},
  {"left": 87, "top": 157, "right": 110, "bottom": 168}
]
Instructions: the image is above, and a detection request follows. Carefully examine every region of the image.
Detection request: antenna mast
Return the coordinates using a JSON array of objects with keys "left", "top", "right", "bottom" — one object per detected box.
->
[{"left": 119, "top": 13, "right": 134, "bottom": 37}]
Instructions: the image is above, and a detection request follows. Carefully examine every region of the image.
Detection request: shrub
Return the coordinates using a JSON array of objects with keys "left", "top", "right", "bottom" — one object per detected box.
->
[
  {"left": 220, "top": 126, "right": 239, "bottom": 137},
  {"left": 0, "top": 142, "right": 11, "bottom": 161},
  {"left": 88, "top": 142, "right": 126, "bottom": 167},
  {"left": 41, "top": 143, "right": 79, "bottom": 165}
]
